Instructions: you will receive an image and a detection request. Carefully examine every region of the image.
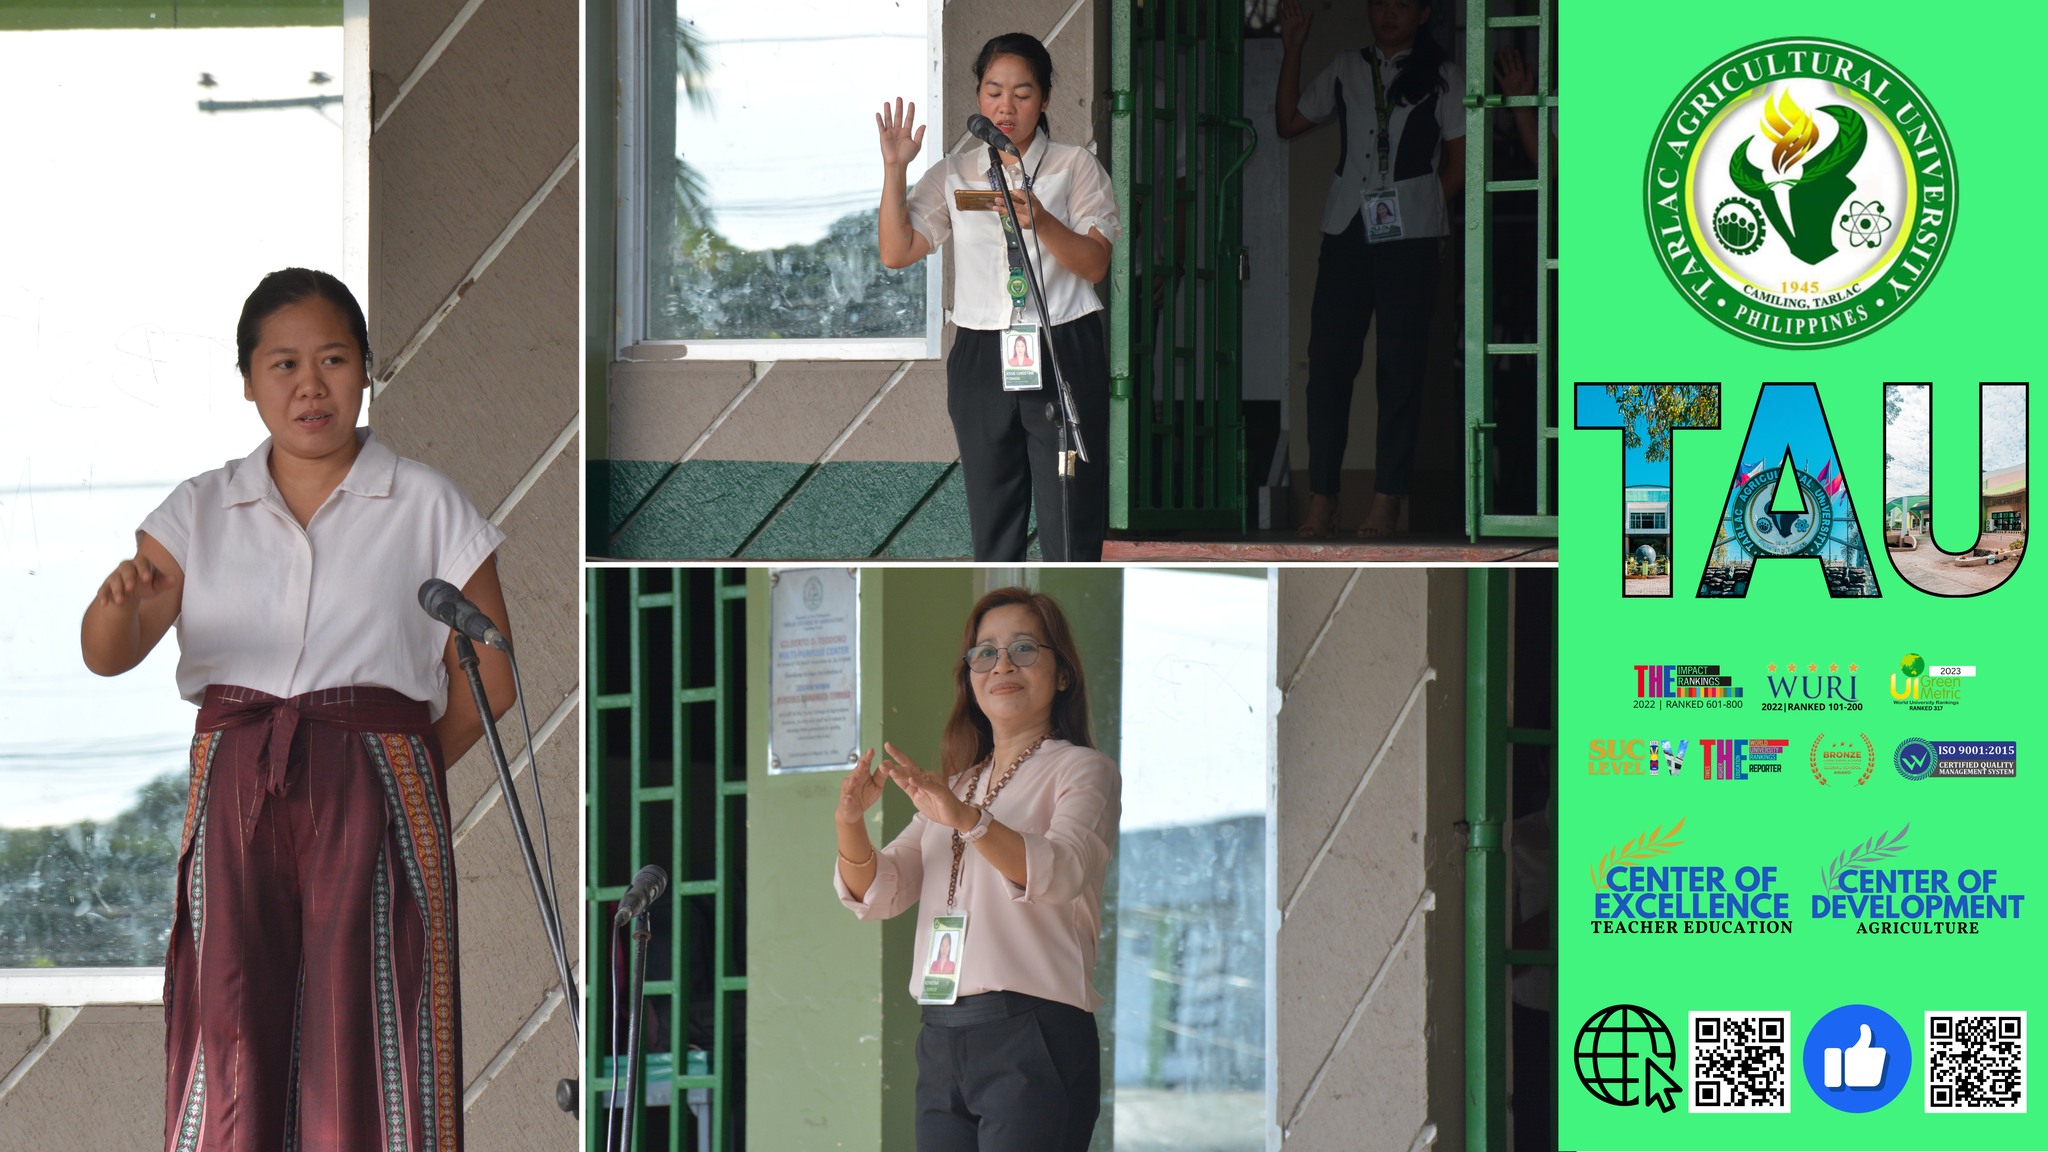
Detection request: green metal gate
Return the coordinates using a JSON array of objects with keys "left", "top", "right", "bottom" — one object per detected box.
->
[
  {"left": 1109, "top": 0, "right": 1255, "bottom": 532},
  {"left": 1463, "top": 0, "right": 1559, "bottom": 540},
  {"left": 1465, "top": 567, "right": 1558, "bottom": 1152},
  {"left": 586, "top": 568, "right": 749, "bottom": 1151}
]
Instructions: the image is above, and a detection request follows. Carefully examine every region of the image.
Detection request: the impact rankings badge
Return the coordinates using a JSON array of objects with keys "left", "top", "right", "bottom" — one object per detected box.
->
[{"left": 1563, "top": 17, "right": 2039, "bottom": 1151}]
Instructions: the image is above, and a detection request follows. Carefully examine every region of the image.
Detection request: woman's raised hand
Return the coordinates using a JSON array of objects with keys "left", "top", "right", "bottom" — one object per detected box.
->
[
  {"left": 877, "top": 98, "right": 926, "bottom": 171},
  {"left": 95, "top": 556, "right": 175, "bottom": 609},
  {"left": 882, "top": 742, "right": 975, "bottom": 832},
  {"left": 1494, "top": 46, "right": 1534, "bottom": 98},
  {"left": 1278, "top": 0, "right": 1310, "bottom": 54},
  {"left": 836, "top": 748, "right": 886, "bottom": 826}
]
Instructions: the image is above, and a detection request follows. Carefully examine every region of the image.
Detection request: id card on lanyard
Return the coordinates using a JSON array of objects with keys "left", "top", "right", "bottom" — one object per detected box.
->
[
  {"left": 919, "top": 914, "right": 969, "bottom": 1005},
  {"left": 1362, "top": 51, "right": 1405, "bottom": 244},
  {"left": 992, "top": 160, "right": 1045, "bottom": 391}
]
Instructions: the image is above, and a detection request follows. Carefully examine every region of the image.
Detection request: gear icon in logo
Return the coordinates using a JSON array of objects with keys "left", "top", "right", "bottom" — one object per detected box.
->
[
  {"left": 1713, "top": 197, "right": 1768, "bottom": 255},
  {"left": 1838, "top": 200, "right": 1893, "bottom": 248}
]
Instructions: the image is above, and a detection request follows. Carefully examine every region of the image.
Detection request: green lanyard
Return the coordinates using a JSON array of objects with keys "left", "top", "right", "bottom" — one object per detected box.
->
[
  {"left": 1365, "top": 51, "right": 1393, "bottom": 178},
  {"left": 988, "top": 156, "right": 1040, "bottom": 323}
]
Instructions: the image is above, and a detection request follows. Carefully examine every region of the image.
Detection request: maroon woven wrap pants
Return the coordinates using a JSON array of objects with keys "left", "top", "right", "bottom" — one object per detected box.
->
[{"left": 164, "top": 685, "right": 463, "bottom": 1152}]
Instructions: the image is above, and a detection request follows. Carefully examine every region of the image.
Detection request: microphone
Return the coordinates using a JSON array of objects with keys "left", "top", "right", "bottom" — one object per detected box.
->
[
  {"left": 418, "top": 578, "right": 510, "bottom": 653},
  {"left": 614, "top": 864, "right": 668, "bottom": 927},
  {"left": 966, "top": 114, "right": 1018, "bottom": 156}
]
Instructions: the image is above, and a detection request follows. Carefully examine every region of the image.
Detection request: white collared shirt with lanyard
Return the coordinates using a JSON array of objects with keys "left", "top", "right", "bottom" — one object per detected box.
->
[{"left": 1298, "top": 46, "right": 1467, "bottom": 241}]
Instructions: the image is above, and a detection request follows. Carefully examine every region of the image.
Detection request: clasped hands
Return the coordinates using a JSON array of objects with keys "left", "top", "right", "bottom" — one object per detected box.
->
[{"left": 836, "top": 743, "right": 979, "bottom": 834}]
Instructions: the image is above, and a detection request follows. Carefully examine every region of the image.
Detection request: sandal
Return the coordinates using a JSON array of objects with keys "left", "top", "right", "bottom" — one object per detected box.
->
[
  {"left": 1356, "top": 494, "right": 1404, "bottom": 540},
  {"left": 1296, "top": 493, "right": 1336, "bottom": 539}
]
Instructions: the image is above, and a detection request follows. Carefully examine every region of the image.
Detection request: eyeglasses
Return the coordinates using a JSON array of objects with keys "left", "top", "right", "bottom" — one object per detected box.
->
[{"left": 963, "top": 640, "right": 1054, "bottom": 673}]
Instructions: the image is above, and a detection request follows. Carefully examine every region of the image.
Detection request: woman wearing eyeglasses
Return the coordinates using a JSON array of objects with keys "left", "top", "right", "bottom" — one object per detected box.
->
[{"left": 832, "top": 587, "right": 1120, "bottom": 1152}]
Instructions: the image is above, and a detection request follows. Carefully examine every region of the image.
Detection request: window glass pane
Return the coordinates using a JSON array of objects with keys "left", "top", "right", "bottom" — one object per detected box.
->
[
  {"left": 1114, "top": 570, "right": 1269, "bottom": 1151},
  {"left": 648, "top": 4, "right": 929, "bottom": 342},
  {"left": 0, "top": 25, "right": 343, "bottom": 971}
]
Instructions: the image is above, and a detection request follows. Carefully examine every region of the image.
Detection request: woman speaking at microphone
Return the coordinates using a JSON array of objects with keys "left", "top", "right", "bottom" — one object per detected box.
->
[
  {"left": 877, "top": 33, "right": 1120, "bottom": 562},
  {"left": 833, "top": 587, "right": 1121, "bottom": 1151},
  {"left": 79, "top": 268, "right": 514, "bottom": 1152}
]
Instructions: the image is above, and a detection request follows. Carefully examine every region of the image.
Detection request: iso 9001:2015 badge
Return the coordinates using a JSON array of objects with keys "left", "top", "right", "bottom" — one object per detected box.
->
[{"left": 1644, "top": 37, "right": 1955, "bottom": 348}]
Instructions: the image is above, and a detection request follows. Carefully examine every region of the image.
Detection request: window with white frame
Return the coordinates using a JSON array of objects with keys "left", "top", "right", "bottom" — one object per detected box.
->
[
  {"left": 0, "top": 19, "right": 348, "bottom": 1004},
  {"left": 1627, "top": 512, "right": 1668, "bottom": 531},
  {"left": 618, "top": 0, "right": 943, "bottom": 360}
]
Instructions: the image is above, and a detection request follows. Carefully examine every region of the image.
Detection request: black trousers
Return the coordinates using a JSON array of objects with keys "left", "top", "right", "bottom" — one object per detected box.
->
[
  {"left": 915, "top": 993, "right": 1101, "bottom": 1152},
  {"left": 1305, "top": 214, "right": 1441, "bottom": 497},
  {"left": 946, "top": 313, "right": 1111, "bottom": 562}
]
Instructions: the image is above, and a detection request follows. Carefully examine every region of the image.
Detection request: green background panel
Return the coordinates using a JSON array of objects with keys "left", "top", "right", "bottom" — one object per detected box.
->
[
  {"left": 608, "top": 460, "right": 807, "bottom": 559},
  {"left": 1561, "top": 8, "right": 2043, "bottom": 1149}
]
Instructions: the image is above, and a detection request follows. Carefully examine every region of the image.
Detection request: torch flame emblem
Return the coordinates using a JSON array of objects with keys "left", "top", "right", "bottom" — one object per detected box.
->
[{"left": 1760, "top": 88, "right": 1820, "bottom": 175}]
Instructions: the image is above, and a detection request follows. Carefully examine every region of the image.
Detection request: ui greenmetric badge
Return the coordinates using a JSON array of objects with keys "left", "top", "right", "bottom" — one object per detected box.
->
[{"left": 1644, "top": 37, "right": 1955, "bottom": 348}]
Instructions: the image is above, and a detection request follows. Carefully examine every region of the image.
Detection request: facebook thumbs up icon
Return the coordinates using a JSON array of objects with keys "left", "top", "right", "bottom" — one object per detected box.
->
[
  {"left": 1805, "top": 1006, "right": 1910, "bottom": 1113},
  {"left": 1824, "top": 1024, "right": 1886, "bottom": 1088}
]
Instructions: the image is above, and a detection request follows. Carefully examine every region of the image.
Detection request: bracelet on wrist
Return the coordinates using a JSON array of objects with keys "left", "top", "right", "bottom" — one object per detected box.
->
[{"left": 838, "top": 845, "right": 877, "bottom": 868}]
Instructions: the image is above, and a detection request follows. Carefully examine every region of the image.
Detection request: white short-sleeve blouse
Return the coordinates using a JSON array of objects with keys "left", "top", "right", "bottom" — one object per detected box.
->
[
  {"left": 904, "top": 135, "right": 1121, "bottom": 331},
  {"left": 139, "top": 428, "right": 505, "bottom": 719}
]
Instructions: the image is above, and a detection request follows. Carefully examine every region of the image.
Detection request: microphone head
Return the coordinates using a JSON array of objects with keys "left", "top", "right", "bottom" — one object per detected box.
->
[
  {"left": 419, "top": 578, "right": 461, "bottom": 619},
  {"left": 966, "top": 113, "right": 1018, "bottom": 154},
  {"left": 631, "top": 864, "right": 669, "bottom": 901}
]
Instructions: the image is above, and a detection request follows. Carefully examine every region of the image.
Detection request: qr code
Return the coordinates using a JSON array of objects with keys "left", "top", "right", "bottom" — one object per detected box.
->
[
  {"left": 1688, "top": 1011, "right": 1789, "bottom": 1112},
  {"left": 1926, "top": 1011, "right": 2026, "bottom": 1113}
]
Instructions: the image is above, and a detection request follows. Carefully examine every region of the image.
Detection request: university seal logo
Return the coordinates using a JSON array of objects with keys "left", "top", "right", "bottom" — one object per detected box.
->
[{"left": 1644, "top": 38, "right": 1955, "bottom": 348}]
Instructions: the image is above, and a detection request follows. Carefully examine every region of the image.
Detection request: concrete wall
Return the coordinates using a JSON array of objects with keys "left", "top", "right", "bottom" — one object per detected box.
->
[
  {"left": 1272, "top": 569, "right": 1465, "bottom": 1151},
  {"left": 594, "top": 0, "right": 1111, "bottom": 560},
  {"left": 365, "top": 0, "right": 581, "bottom": 1144},
  {"left": 0, "top": 5, "right": 582, "bottom": 1146}
]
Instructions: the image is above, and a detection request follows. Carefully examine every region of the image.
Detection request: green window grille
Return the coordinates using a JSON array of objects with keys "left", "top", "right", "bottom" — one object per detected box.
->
[
  {"left": 1108, "top": 0, "right": 1254, "bottom": 532},
  {"left": 1466, "top": 567, "right": 1557, "bottom": 1152},
  {"left": 586, "top": 567, "right": 750, "bottom": 1151},
  {"left": 1463, "top": 0, "right": 1558, "bottom": 540}
]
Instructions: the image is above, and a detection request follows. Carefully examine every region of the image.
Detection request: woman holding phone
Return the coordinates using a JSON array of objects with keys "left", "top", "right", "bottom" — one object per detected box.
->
[{"left": 876, "top": 33, "right": 1120, "bottom": 562}]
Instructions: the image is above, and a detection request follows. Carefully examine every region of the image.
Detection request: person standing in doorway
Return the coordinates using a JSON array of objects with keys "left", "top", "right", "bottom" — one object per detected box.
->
[{"left": 1278, "top": 0, "right": 1465, "bottom": 539}]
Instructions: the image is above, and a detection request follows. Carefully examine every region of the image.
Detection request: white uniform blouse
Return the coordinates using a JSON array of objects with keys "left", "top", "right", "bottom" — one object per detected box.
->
[
  {"left": 1299, "top": 46, "right": 1466, "bottom": 238},
  {"left": 836, "top": 739, "right": 1121, "bottom": 1011},
  {"left": 905, "top": 135, "right": 1121, "bottom": 331},
  {"left": 139, "top": 428, "right": 505, "bottom": 719}
]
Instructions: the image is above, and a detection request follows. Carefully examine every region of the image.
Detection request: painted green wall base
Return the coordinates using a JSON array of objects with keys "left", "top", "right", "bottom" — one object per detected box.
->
[
  {"left": 0, "top": 1, "right": 338, "bottom": 28},
  {"left": 596, "top": 458, "right": 1042, "bottom": 560},
  {"left": 594, "top": 459, "right": 678, "bottom": 546},
  {"left": 744, "top": 461, "right": 952, "bottom": 559},
  {"left": 609, "top": 460, "right": 809, "bottom": 559}
]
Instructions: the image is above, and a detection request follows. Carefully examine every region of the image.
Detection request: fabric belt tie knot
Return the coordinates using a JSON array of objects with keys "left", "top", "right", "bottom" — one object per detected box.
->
[{"left": 197, "top": 684, "right": 434, "bottom": 844}]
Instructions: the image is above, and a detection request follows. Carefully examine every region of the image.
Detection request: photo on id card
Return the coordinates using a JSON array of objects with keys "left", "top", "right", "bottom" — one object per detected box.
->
[{"left": 1002, "top": 324, "right": 1042, "bottom": 391}]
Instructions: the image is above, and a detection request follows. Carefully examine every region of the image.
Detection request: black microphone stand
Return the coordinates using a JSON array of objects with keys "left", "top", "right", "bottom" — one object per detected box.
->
[
  {"left": 989, "top": 143, "right": 1089, "bottom": 562},
  {"left": 613, "top": 907, "right": 653, "bottom": 1152},
  {"left": 454, "top": 635, "right": 582, "bottom": 1086}
]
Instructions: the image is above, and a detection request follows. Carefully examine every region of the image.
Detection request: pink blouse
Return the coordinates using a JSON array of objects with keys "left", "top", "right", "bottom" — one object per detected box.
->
[{"left": 835, "top": 739, "right": 1120, "bottom": 1011}]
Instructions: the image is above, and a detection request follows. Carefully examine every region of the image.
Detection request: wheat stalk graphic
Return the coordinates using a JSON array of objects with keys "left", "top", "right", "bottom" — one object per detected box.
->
[
  {"left": 1820, "top": 823, "right": 1911, "bottom": 892},
  {"left": 1589, "top": 818, "right": 1687, "bottom": 890}
]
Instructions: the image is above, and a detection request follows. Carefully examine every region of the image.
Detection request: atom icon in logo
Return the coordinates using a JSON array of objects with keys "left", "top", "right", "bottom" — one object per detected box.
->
[
  {"left": 1838, "top": 201, "right": 1893, "bottom": 248},
  {"left": 1575, "top": 1004, "right": 1683, "bottom": 1112}
]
